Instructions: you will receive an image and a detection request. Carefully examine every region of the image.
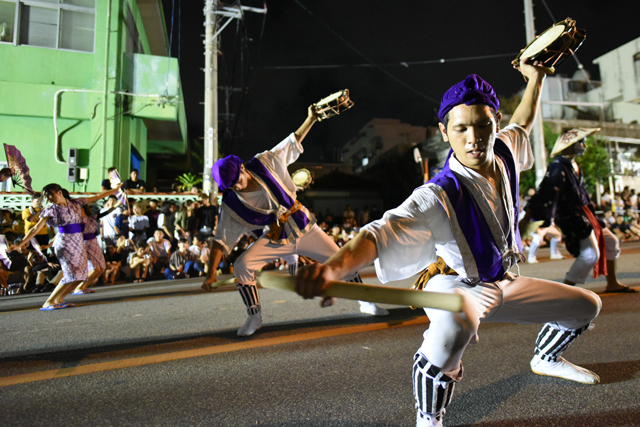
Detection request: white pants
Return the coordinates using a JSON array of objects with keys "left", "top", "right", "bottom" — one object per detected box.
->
[
  {"left": 234, "top": 224, "right": 352, "bottom": 287},
  {"left": 565, "top": 228, "right": 620, "bottom": 284},
  {"left": 419, "top": 274, "right": 602, "bottom": 374}
]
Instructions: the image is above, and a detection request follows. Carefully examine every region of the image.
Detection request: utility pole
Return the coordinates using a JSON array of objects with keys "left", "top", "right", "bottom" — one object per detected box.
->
[
  {"left": 203, "top": 0, "right": 218, "bottom": 199},
  {"left": 523, "top": 0, "right": 547, "bottom": 186},
  {"left": 202, "top": 2, "right": 267, "bottom": 201}
]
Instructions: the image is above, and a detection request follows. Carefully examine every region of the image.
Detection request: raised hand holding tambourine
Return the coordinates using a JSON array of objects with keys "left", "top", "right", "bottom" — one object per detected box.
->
[
  {"left": 312, "top": 89, "right": 354, "bottom": 121},
  {"left": 291, "top": 168, "right": 314, "bottom": 190},
  {"left": 512, "top": 18, "right": 586, "bottom": 75}
]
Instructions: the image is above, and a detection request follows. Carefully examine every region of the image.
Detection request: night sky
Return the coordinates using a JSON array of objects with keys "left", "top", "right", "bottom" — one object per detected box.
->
[{"left": 162, "top": 0, "right": 638, "bottom": 163}]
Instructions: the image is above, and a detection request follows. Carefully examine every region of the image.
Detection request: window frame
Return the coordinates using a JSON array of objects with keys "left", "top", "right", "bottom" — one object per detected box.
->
[{"left": 0, "top": 0, "right": 96, "bottom": 54}]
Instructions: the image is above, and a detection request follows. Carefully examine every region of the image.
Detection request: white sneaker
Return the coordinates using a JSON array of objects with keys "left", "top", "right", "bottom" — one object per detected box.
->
[
  {"left": 417, "top": 409, "right": 444, "bottom": 427},
  {"left": 550, "top": 252, "right": 564, "bottom": 260},
  {"left": 359, "top": 301, "right": 389, "bottom": 316},
  {"left": 237, "top": 313, "right": 262, "bottom": 336},
  {"left": 527, "top": 255, "right": 538, "bottom": 264},
  {"left": 530, "top": 356, "right": 600, "bottom": 384}
]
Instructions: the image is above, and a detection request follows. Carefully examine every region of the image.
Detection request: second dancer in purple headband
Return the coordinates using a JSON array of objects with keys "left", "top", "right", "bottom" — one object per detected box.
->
[
  {"left": 202, "top": 105, "right": 389, "bottom": 337},
  {"left": 13, "top": 183, "right": 121, "bottom": 310}
]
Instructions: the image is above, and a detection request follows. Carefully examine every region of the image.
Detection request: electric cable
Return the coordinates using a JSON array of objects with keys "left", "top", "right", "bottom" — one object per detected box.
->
[
  {"left": 261, "top": 52, "right": 518, "bottom": 70},
  {"left": 292, "top": 0, "right": 438, "bottom": 104}
]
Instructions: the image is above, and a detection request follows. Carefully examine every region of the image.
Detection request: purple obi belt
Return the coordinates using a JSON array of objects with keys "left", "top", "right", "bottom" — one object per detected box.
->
[
  {"left": 58, "top": 223, "right": 83, "bottom": 234},
  {"left": 83, "top": 233, "right": 97, "bottom": 241}
]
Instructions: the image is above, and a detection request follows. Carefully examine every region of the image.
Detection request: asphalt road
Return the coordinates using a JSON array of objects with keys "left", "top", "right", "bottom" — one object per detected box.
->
[{"left": 0, "top": 243, "right": 639, "bottom": 427}]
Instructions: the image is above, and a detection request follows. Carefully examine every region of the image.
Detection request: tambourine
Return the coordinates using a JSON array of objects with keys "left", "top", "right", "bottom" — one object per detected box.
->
[
  {"left": 512, "top": 18, "right": 585, "bottom": 74},
  {"left": 312, "top": 89, "right": 354, "bottom": 121},
  {"left": 291, "top": 168, "right": 313, "bottom": 190}
]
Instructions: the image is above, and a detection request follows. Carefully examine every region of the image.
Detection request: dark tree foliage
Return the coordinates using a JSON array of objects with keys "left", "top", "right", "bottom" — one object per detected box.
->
[
  {"left": 576, "top": 138, "right": 612, "bottom": 196},
  {"left": 518, "top": 124, "right": 610, "bottom": 197}
]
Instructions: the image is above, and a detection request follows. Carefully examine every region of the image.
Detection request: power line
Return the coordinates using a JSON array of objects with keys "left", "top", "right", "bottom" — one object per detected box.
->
[
  {"left": 292, "top": 0, "right": 439, "bottom": 105},
  {"left": 260, "top": 52, "right": 518, "bottom": 70}
]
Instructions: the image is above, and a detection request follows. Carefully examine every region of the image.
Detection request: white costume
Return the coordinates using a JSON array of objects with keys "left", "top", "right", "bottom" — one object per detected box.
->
[
  {"left": 214, "top": 134, "right": 386, "bottom": 336},
  {"left": 362, "top": 124, "right": 602, "bottom": 425}
]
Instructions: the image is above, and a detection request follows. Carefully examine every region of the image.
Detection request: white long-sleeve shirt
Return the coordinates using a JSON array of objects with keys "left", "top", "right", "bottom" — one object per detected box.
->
[
  {"left": 362, "top": 124, "right": 533, "bottom": 284},
  {"left": 213, "top": 133, "right": 308, "bottom": 255}
]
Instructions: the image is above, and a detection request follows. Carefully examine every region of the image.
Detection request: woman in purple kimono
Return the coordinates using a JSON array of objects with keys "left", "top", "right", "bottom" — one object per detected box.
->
[
  {"left": 13, "top": 183, "right": 121, "bottom": 310},
  {"left": 72, "top": 204, "right": 113, "bottom": 294}
]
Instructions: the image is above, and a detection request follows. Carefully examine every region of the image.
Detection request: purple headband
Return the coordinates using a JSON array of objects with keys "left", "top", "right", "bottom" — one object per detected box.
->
[
  {"left": 438, "top": 74, "right": 499, "bottom": 123},
  {"left": 212, "top": 155, "right": 243, "bottom": 191}
]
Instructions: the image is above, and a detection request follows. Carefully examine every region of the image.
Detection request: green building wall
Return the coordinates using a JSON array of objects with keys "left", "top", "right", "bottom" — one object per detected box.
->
[{"left": 0, "top": 0, "right": 186, "bottom": 194}]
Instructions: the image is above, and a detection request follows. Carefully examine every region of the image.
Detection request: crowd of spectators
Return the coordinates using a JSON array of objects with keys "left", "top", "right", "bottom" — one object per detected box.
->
[
  {"left": 0, "top": 191, "right": 219, "bottom": 295},
  {"left": 3, "top": 182, "right": 637, "bottom": 297}
]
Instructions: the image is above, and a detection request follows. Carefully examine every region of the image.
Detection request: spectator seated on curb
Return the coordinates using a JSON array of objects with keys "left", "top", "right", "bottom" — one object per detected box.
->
[
  {"left": 610, "top": 214, "right": 639, "bottom": 241},
  {"left": 147, "top": 229, "right": 171, "bottom": 276},
  {"left": 103, "top": 244, "right": 122, "bottom": 285},
  {"left": 164, "top": 238, "right": 203, "bottom": 279},
  {"left": 115, "top": 235, "right": 136, "bottom": 281},
  {"left": 0, "top": 209, "right": 22, "bottom": 244},
  {"left": 0, "top": 242, "right": 31, "bottom": 294},
  {"left": 129, "top": 244, "right": 152, "bottom": 283},
  {"left": 24, "top": 243, "right": 60, "bottom": 293},
  {"left": 129, "top": 203, "right": 150, "bottom": 247},
  {"left": 188, "top": 234, "right": 208, "bottom": 275}
]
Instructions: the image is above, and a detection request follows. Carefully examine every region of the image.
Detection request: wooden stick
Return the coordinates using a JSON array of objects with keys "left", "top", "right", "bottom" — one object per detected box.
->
[
  {"left": 258, "top": 271, "right": 463, "bottom": 313},
  {"left": 204, "top": 277, "right": 238, "bottom": 290}
]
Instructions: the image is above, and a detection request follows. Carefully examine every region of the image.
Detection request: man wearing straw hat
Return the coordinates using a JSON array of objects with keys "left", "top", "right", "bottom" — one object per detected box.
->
[{"left": 525, "top": 128, "right": 637, "bottom": 293}]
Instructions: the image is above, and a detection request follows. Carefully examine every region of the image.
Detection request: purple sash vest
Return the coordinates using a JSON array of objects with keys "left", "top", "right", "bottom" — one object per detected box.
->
[
  {"left": 428, "top": 139, "right": 522, "bottom": 282},
  {"left": 222, "top": 157, "right": 312, "bottom": 241}
]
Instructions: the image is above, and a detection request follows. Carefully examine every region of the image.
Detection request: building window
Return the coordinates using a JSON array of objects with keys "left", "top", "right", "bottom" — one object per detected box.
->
[
  {"left": 634, "top": 52, "right": 640, "bottom": 91},
  {"left": 0, "top": 1, "right": 16, "bottom": 43},
  {"left": 125, "top": 3, "right": 143, "bottom": 55},
  {"left": 1, "top": 0, "right": 95, "bottom": 53}
]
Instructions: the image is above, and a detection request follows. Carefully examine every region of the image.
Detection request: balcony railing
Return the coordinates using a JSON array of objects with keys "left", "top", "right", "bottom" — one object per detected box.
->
[{"left": 0, "top": 192, "right": 203, "bottom": 212}]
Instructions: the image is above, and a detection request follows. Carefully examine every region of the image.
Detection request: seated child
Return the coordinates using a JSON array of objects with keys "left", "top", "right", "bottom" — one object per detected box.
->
[
  {"left": 129, "top": 244, "right": 152, "bottom": 283},
  {"left": 147, "top": 229, "right": 171, "bottom": 275}
]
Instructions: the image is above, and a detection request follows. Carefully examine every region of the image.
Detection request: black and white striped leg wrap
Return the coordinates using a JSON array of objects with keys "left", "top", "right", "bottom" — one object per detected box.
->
[
  {"left": 236, "top": 283, "right": 261, "bottom": 316},
  {"left": 412, "top": 353, "right": 458, "bottom": 417},
  {"left": 347, "top": 273, "right": 363, "bottom": 284},
  {"left": 534, "top": 323, "right": 590, "bottom": 362},
  {"left": 288, "top": 262, "right": 298, "bottom": 277}
]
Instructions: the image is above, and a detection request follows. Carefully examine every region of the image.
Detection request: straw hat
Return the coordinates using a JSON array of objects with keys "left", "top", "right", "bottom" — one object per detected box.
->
[{"left": 550, "top": 128, "right": 600, "bottom": 157}]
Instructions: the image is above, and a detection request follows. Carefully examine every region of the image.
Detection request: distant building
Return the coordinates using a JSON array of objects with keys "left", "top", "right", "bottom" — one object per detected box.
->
[
  {"left": 539, "top": 36, "right": 640, "bottom": 191},
  {"left": 341, "top": 119, "right": 429, "bottom": 174},
  {"left": 0, "top": 0, "right": 188, "bottom": 193}
]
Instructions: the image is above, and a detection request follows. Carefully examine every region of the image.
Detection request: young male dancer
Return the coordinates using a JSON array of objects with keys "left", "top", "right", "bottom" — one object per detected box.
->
[
  {"left": 202, "top": 105, "right": 388, "bottom": 337},
  {"left": 295, "top": 60, "right": 602, "bottom": 427},
  {"left": 525, "top": 128, "right": 637, "bottom": 293}
]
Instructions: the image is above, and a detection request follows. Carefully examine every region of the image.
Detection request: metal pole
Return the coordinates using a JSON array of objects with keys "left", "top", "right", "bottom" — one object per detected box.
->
[
  {"left": 101, "top": 0, "right": 113, "bottom": 181},
  {"left": 523, "top": 0, "right": 547, "bottom": 186},
  {"left": 203, "top": 0, "right": 218, "bottom": 200}
]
